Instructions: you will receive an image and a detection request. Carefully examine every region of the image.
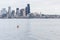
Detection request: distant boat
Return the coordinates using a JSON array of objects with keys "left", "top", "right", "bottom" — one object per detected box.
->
[{"left": 17, "top": 25, "right": 19, "bottom": 28}]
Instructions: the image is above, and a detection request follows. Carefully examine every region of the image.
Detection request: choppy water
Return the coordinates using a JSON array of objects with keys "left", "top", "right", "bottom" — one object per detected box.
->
[{"left": 0, "top": 19, "right": 60, "bottom": 40}]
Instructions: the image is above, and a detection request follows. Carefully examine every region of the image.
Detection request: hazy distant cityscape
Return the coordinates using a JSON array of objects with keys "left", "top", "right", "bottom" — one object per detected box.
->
[{"left": 0, "top": 4, "right": 60, "bottom": 19}]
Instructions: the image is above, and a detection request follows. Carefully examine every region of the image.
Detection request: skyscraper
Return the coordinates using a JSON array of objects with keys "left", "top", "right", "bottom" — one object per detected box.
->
[
  {"left": 11, "top": 10, "right": 15, "bottom": 18},
  {"left": 8, "top": 6, "right": 11, "bottom": 18},
  {"left": 25, "top": 4, "right": 30, "bottom": 16},
  {"left": 27, "top": 4, "right": 30, "bottom": 13},
  {"left": 1, "top": 8, "right": 7, "bottom": 18},
  {"left": 20, "top": 9, "right": 26, "bottom": 16},
  {"left": 16, "top": 8, "right": 20, "bottom": 17}
]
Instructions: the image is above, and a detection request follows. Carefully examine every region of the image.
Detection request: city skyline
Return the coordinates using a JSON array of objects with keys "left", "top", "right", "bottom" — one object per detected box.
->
[
  {"left": 0, "top": 4, "right": 60, "bottom": 19},
  {"left": 0, "top": 0, "right": 60, "bottom": 14},
  {"left": 0, "top": 4, "right": 31, "bottom": 18}
]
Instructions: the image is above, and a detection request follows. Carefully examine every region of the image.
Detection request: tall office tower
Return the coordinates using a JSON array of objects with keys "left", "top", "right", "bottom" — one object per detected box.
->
[
  {"left": 25, "top": 4, "right": 30, "bottom": 16},
  {"left": 11, "top": 10, "right": 15, "bottom": 18},
  {"left": 1, "top": 8, "right": 7, "bottom": 18},
  {"left": 25, "top": 7, "right": 28, "bottom": 16},
  {"left": 27, "top": 4, "right": 30, "bottom": 13},
  {"left": 20, "top": 9, "right": 26, "bottom": 16},
  {"left": 16, "top": 8, "right": 20, "bottom": 17},
  {"left": 8, "top": 6, "right": 11, "bottom": 18}
]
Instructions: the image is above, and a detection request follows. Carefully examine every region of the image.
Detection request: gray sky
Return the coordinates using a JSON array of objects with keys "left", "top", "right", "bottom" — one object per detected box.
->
[{"left": 0, "top": 0, "right": 60, "bottom": 14}]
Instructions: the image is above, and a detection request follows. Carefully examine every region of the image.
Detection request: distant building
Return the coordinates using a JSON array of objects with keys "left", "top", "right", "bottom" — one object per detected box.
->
[
  {"left": 1, "top": 8, "right": 7, "bottom": 18},
  {"left": 29, "top": 13, "right": 34, "bottom": 18},
  {"left": 25, "top": 7, "right": 28, "bottom": 15},
  {"left": 20, "top": 9, "right": 26, "bottom": 16},
  {"left": 11, "top": 10, "right": 15, "bottom": 18},
  {"left": 8, "top": 6, "right": 11, "bottom": 18},
  {"left": 16, "top": 8, "right": 20, "bottom": 17},
  {"left": 25, "top": 4, "right": 30, "bottom": 16},
  {"left": 29, "top": 13, "right": 40, "bottom": 18}
]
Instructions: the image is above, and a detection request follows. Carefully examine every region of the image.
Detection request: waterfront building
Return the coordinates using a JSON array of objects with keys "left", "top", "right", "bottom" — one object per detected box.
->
[
  {"left": 25, "top": 4, "right": 30, "bottom": 16},
  {"left": 16, "top": 8, "right": 20, "bottom": 17},
  {"left": 8, "top": 6, "right": 11, "bottom": 18},
  {"left": 11, "top": 10, "right": 15, "bottom": 18},
  {"left": 1, "top": 8, "right": 7, "bottom": 18},
  {"left": 20, "top": 9, "right": 26, "bottom": 16},
  {"left": 25, "top": 7, "right": 28, "bottom": 16}
]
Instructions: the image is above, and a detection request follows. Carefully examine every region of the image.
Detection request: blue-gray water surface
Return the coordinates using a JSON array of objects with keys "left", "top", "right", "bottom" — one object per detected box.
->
[{"left": 0, "top": 19, "right": 60, "bottom": 40}]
